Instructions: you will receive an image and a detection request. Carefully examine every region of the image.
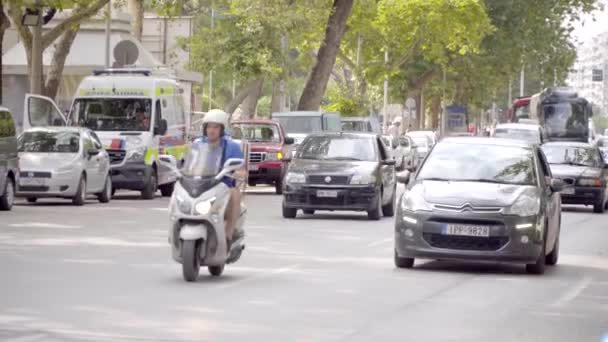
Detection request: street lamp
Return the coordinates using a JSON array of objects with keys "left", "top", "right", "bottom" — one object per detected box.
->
[
  {"left": 21, "top": 9, "right": 41, "bottom": 26},
  {"left": 21, "top": 5, "right": 55, "bottom": 95}
]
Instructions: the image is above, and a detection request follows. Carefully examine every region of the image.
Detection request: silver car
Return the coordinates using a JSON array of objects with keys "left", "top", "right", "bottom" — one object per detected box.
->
[{"left": 16, "top": 127, "right": 112, "bottom": 205}]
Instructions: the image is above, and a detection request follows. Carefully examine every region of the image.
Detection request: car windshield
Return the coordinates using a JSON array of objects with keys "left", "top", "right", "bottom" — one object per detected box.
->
[
  {"left": 342, "top": 120, "right": 370, "bottom": 132},
  {"left": 298, "top": 135, "right": 377, "bottom": 161},
  {"left": 418, "top": 143, "right": 537, "bottom": 185},
  {"left": 18, "top": 131, "right": 80, "bottom": 153},
  {"left": 71, "top": 98, "right": 153, "bottom": 132},
  {"left": 515, "top": 104, "right": 530, "bottom": 119},
  {"left": 494, "top": 128, "right": 540, "bottom": 143},
  {"left": 181, "top": 142, "right": 224, "bottom": 178},
  {"left": 231, "top": 124, "right": 280, "bottom": 143},
  {"left": 541, "top": 145, "right": 601, "bottom": 167},
  {"left": 274, "top": 116, "right": 322, "bottom": 134}
]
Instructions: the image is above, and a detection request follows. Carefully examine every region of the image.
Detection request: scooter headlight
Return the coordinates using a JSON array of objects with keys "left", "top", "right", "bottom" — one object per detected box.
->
[
  {"left": 176, "top": 194, "right": 192, "bottom": 214},
  {"left": 195, "top": 197, "right": 216, "bottom": 216}
]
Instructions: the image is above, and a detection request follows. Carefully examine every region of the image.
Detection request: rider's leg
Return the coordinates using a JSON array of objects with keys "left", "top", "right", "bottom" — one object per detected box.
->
[{"left": 225, "top": 187, "right": 241, "bottom": 241}]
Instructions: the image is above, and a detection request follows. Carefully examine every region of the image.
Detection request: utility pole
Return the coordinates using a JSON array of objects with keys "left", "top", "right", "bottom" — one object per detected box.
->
[
  {"left": 208, "top": 5, "right": 214, "bottom": 111},
  {"left": 508, "top": 78, "right": 512, "bottom": 105},
  {"left": 105, "top": 0, "right": 111, "bottom": 67},
  {"left": 30, "top": 0, "right": 43, "bottom": 94},
  {"left": 383, "top": 49, "right": 388, "bottom": 132},
  {"left": 520, "top": 65, "right": 525, "bottom": 97},
  {"left": 440, "top": 67, "right": 447, "bottom": 137}
]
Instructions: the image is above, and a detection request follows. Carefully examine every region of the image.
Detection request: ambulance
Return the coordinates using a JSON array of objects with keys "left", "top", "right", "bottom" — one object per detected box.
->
[{"left": 67, "top": 68, "right": 189, "bottom": 199}]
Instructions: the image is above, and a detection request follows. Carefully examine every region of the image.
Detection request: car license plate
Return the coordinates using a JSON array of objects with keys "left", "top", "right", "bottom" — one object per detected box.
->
[
  {"left": 317, "top": 190, "right": 338, "bottom": 198},
  {"left": 20, "top": 178, "right": 46, "bottom": 186},
  {"left": 248, "top": 164, "right": 259, "bottom": 171},
  {"left": 445, "top": 224, "right": 490, "bottom": 237},
  {"left": 561, "top": 187, "right": 575, "bottom": 195}
]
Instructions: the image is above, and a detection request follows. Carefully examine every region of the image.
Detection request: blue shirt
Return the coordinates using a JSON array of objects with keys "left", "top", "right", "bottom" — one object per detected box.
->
[{"left": 194, "top": 136, "right": 244, "bottom": 187}]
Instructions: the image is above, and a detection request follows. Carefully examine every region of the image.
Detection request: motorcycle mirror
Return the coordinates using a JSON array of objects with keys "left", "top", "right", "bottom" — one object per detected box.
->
[
  {"left": 159, "top": 154, "right": 182, "bottom": 178},
  {"left": 215, "top": 158, "right": 245, "bottom": 180}
]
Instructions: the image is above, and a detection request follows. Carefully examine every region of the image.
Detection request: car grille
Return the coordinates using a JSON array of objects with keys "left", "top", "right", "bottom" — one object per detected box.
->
[
  {"left": 107, "top": 149, "right": 126, "bottom": 165},
  {"left": 249, "top": 152, "right": 265, "bottom": 163},
  {"left": 19, "top": 185, "right": 49, "bottom": 192},
  {"left": 423, "top": 233, "right": 508, "bottom": 251},
  {"left": 307, "top": 175, "right": 350, "bottom": 185},
  {"left": 285, "top": 188, "right": 375, "bottom": 206},
  {"left": 19, "top": 171, "right": 51, "bottom": 178}
]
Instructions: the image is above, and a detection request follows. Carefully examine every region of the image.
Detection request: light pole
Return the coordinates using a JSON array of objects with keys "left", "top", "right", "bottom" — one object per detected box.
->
[
  {"left": 22, "top": 5, "right": 43, "bottom": 94},
  {"left": 208, "top": 6, "right": 215, "bottom": 111},
  {"left": 383, "top": 49, "right": 388, "bottom": 132},
  {"left": 105, "top": 0, "right": 111, "bottom": 67}
]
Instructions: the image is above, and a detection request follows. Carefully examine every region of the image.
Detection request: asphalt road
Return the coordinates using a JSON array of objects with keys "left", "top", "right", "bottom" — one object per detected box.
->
[{"left": 1, "top": 186, "right": 607, "bottom": 342}]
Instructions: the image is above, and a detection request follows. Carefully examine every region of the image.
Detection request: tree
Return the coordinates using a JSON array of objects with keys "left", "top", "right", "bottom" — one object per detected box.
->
[
  {"left": 297, "top": 0, "right": 354, "bottom": 111},
  {"left": 1, "top": 0, "right": 11, "bottom": 104},
  {"left": 6, "top": 0, "right": 110, "bottom": 99},
  {"left": 127, "top": 0, "right": 143, "bottom": 41}
]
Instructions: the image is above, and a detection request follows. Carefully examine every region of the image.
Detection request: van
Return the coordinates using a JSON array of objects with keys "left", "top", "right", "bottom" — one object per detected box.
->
[
  {"left": 67, "top": 68, "right": 189, "bottom": 199},
  {"left": 270, "top": 111, "right": 341, "bottom": 152},
  {"left": 0, "top": 107, "right": 19, "bottom": 210}
]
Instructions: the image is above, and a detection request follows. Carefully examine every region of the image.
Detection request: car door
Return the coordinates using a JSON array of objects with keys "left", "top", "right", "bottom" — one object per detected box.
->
[
  {"left": 537, "top": 148, "right": 560, "bottom": 249},
  {"left": 22, "top": 94, "right": 67, "bottom": 133},
  {"left": 0, "top": 110, "right": 19, "bottom": 191},
  {"left": 377, "top": 136, "right": 395, "bottom": 203},
  {"left": 89, "top": 130, "right": 111, "bottom": 185},
  {"left": 594, "top": 146, "right": 608, "bottom": 200},
  {"left": 81, "top": 132, "right": 103, "bottom": 192}
]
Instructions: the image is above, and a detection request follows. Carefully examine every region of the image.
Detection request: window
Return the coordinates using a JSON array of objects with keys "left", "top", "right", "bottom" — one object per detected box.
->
[
  {"left": 88, "top": 131, "right": 103, "bottom": 150},
  {"left": 0, "top": 111, "right": 16, "bottom": 138},
  {"left": 19, "top": 131, "right": 80, "bottom": 153},
  {"left": 155, "top": 100, "right": 163, "bottom": 130},
  {"left": 28, "top": 97, "right": 64, "bottom": 127},
  {"left": 71, "top": 98, "right": 152, "bottom": 132},
  {"left": 82, "top": 134, "right": 94, "bottom": 157},
  {"left": 298, "top": 135, "right": 377, "bottom": 161}
]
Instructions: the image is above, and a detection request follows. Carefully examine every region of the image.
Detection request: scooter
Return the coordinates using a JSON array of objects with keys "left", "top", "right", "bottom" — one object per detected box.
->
[{"left": 160, "top": 154, "right": 247, "bottom": 281}]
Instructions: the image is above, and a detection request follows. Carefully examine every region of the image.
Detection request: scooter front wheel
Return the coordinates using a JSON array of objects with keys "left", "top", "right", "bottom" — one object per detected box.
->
[
  {"left": 208, "top": 264, "right": 225, "bottom": 277},
  {"left": 182, "top": 240, "right": 200, "bottom": 282}
]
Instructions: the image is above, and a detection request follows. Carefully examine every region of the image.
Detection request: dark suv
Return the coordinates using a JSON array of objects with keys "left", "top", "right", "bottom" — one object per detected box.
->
[{"left": 0, "top": 107, "right": 19, "bottom": 210}]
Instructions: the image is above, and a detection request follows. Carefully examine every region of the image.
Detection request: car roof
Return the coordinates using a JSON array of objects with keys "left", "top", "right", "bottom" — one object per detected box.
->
[
  {"left": 308, "top": 132, "right": 376, "bottom": 139},
  {"left": 542, "top": 141, "right": 595, "bottom": 148},
  {"left": 232, "top": 119, "right": 278, "bottom": 125},
  {"left": 23, "top": 126, "right": 87, "bottom": 134},
  {"left": 440, "top": 137, "right": 534, "bottom": 148},
  {"left": 272, "top": 111, "right": 336, "bottom": 117},
  {"left": 495, "top": 123, "right": 539, "bottom": 130}
]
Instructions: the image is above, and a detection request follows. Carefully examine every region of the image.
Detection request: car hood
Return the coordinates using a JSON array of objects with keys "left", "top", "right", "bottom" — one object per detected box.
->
[
  {"left": 289, "top": 158, "right": 377, "bottom": 176},
  {"left": 549, "top": 164, "right": 602, "bottom": 178},
  {"left": 18, "top": 153, "right": 80, "bottom": 171},
  {"left": 248, "top": 141, "right": 283, "bottom": 152},
  {"left": 414, "top": 180, "right": 538, "bottom": 207}
]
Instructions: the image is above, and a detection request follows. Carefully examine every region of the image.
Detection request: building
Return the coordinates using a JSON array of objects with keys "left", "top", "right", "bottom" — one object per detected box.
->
[
  {"left": 2, "top": 10, "right": 202, "bottom": 125},
  {"left": 567, "top": 31, "right": 608, "bottom": 115}
]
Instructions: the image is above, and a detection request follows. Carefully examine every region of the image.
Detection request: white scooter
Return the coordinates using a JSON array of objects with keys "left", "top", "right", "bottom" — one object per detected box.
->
[{"left": 160, "top": 149, "right": 246, "bottom": 282}]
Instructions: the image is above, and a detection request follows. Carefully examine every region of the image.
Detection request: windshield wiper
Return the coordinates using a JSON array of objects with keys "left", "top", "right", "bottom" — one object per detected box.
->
[
  {"left": 419, "top": 177, "right": 451, "bottom": 182},
  {"left": 324, "top": 157, "right": 364, "bottom": 161}
]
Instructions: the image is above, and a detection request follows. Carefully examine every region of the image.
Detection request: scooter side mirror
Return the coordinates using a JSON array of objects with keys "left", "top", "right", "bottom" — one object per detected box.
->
[
  {"left": 159, "top": 154, "right": 182, "bottom": 178},
  {"left": 215, "top": 158, "right": 245, "bottom": 180}
]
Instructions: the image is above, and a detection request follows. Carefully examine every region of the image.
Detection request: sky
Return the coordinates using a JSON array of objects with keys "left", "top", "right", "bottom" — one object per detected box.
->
[{"left": 571, "top": 0, "right": 608, "bottom": 45}]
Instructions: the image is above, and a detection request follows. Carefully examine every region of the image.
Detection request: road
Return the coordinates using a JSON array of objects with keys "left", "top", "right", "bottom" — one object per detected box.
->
[{"left": 1, "top": 186, "right": 607, "bottom": 342}]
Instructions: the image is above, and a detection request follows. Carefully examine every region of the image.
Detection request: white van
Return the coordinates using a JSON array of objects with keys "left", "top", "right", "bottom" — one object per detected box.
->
[{"left": 66, "top": 68, "right": 189, "bottom": 199}]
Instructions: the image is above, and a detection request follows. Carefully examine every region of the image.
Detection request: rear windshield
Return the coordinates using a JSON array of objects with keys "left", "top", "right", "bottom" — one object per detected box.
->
[
  {"left": 18, "top": 131, "right": 80, "bottom": 153},
  {"left": 231, "top": 123, "right": 280, "bottom": 143},
  {"left": 274, "top": 116, "right": 322, "bottom": 134}
]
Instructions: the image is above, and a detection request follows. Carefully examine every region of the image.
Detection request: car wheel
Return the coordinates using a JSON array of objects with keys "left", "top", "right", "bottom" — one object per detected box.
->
[
  {"left": 275, "top": 181, "right": 283, "bottom": 195},
  {"left": 0, "top": 177, "right": 15, "bottom": 211},
  {"left": 382, "top": 187, "right": 396, "bottom": 217},
  {"left": 26, "top": 197, "right": 37, "bottom": 203},
  {"left": 97, "top": 176, "right": 112, "bottom": 203},
  {"left": 208, "top": 264, "right": 225, "bottom": 277},
  {"left": 141, "top": 168, "right": 157, "bottom": 200},
  {"left": 72, "top": 176, "right": 86, "bottom": 206},
  {"left": 367, "top": 193, "right": 383, "bottom": 220},
  {"left": 526, "top": 240, "right": 546, "bottom": 275},
  {"left": 593, "top": 196, "right": 605, "bottom": 213},
  {"left": 546, "top": 234, "right": 559, "bottom": 266},
  {"left": 159, "top": 182, "right": 175, "bottom": 197},
  {"left": 303, "top": 209, "right": 315, "bottom": 215},
  {"left": 394, "top": 250, "right": 414, "bottom": 268},
  {"left": 282, "top": 200, "right": 297, "bottom": 219}
]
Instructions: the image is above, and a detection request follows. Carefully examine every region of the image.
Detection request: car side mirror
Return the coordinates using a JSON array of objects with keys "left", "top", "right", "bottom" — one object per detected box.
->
[
  {"left": 284, "top": 137, "right": 295, "bottom": 145},
  {"left": 396, "top": 171, "right": 411, "bottom": 184},
  {"left": 382, "top": 159, "right": 396, "bottom": 166},
  {"left": 87, "top": 148, "right": 100, "bottom": 157},
  {"left": 550, "top": 178, "right": 566, "bottom": 192},
  {"left": 155, "top": 119, "right": 168, "bottom": 135}
]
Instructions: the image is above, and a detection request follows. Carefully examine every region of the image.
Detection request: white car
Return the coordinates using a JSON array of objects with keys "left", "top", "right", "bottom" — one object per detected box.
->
[
  {"left": 407, "top": 130, "right": 438, "bottom": 146},
  {"left": 16, "top": 127, "right": 112, "bottom": 205},
  {"left": 406, "top": 133, "right": 433, "bottom": 165},
  {"left": 382, "top": 135, "right": 407, "bottom": 170},
  {"left": 493, "top": 123, "right": 544, "bottom": 144}
]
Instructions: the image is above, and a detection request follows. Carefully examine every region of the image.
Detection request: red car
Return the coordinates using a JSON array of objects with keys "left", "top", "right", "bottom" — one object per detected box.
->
[{"left": 231, "top": 119, "right": 294, "bottom": 194}]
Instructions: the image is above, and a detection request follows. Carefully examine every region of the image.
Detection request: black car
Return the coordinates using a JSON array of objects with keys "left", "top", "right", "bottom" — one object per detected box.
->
[
  {"left": 281, "top": 132, "right": 397, "bottom": 220},
  {"left": 541, "top": 141, "right": 608, "bottom": 213},
  {"left": 0, "top": 107, "right": 19, "bottom": 211},
  {"left": 394, "top": 138, "right": 564, "bottom": 274}
]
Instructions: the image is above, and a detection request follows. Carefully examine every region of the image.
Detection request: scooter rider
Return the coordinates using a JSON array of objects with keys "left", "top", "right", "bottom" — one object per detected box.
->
[{"left": 195, "top": 109, "right": 246, "bottom": 244}]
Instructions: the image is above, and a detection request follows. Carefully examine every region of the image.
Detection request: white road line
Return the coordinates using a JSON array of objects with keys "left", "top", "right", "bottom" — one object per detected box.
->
[
  {"left": 552, "top": 276, "right": 592, "bottom": 307},
  {"left": 218, "top": 263, "right": 301, "bottom": 289},
  {"left": 367, "top": 238, "right": 392, "bottom": 248},
  {"left": 8, "top": 222, "right": 81, "bottom": 229},
  {"left": 149, "top": 207, "right": 168, "bottom": 211}
]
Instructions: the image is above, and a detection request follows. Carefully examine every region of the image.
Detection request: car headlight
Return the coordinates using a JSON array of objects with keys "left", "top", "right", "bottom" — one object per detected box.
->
[
  {"left": 578, "top": 178, "right": 602, "bottom": 187},
  {"left": 266, "top": 152, "right": 283, "bottom": 161},
  {"left": 176, "top": 194, "right": 191, "bottom": 214},
  {"left": 350, "top": 174, "right": 376, "bottom": 185},
  {"left": 286, "top": 172, "right": 305, "bottom": 184},
  {"left": 194, "top": 197, "right": 216, "bottom": 216},
  {"left": 503, "top": 192, "right": 540, "bottom": 217},
  {"left": 127, "top": 146, "right": 147, "bottom": 162},
  {"left": 400, "top": 187, "right": 433, "bottom": 212}
]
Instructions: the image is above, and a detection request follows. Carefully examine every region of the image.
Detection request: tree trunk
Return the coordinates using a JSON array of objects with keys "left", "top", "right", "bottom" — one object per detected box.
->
[
  {"left": 225, "top": 78, "right": 263, "bottom": 116},
  {"left": 128, "top": 0, "right": 144, "bottom": 41},
  {"left": 297, "top": 0, "right": 354, "bottom": 110},
  {"left": 0, "top": 4, "right": 10, "bottom": 104},
  {"left": 429, "top": 96, "right": 441, "bottom": 130},
  {"left": 271, "top": 82, "right": 283, "bottom": 113},
  {"left": 240, "top": 78, "right": 264, "bottom": 119},
  {"left": 43, "top": 26, "right": 80, "bottom": 100}
]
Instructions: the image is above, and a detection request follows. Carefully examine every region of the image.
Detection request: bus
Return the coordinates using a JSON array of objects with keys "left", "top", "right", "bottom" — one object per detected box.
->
[{"left": 507, "top": 97, "right": 531, "bottom": 123}]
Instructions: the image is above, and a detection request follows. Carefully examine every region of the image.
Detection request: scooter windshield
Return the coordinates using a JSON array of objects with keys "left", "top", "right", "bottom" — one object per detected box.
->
[{"left": 182, "top": 142, "right": 223, "bottom": 178}]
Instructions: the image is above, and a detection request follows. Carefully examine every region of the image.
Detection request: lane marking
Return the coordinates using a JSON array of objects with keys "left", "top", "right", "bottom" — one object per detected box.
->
[
  {"left": 552, "top": 276, "right": 592, "bottom": 307},
  {"left": 367, "top": 238, "right": 392, "bottom": 248},
  {"left": 8, "top": 222, "right": 81, "bottom": 229}
]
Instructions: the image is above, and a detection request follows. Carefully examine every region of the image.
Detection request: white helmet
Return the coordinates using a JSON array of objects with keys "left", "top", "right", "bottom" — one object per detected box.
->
[
  {"left": 203, "top": 109, "right": 230, "bottom": 135},
  {"left": 393, "top": 117, "right": 402, "bottom": 125}
]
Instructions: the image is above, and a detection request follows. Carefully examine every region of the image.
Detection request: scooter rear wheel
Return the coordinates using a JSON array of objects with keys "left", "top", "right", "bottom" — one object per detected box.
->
[
  {"left": 208, "top": 264, "right": 224, "bottom": 276},
  {"left": 182, "top": 240, "right": 200, "bottom": 282}
]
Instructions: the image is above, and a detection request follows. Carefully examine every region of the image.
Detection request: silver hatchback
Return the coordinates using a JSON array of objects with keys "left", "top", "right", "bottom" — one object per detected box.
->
[{"left": 16, "top": 127, "right": 112, "bottom": 205}]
